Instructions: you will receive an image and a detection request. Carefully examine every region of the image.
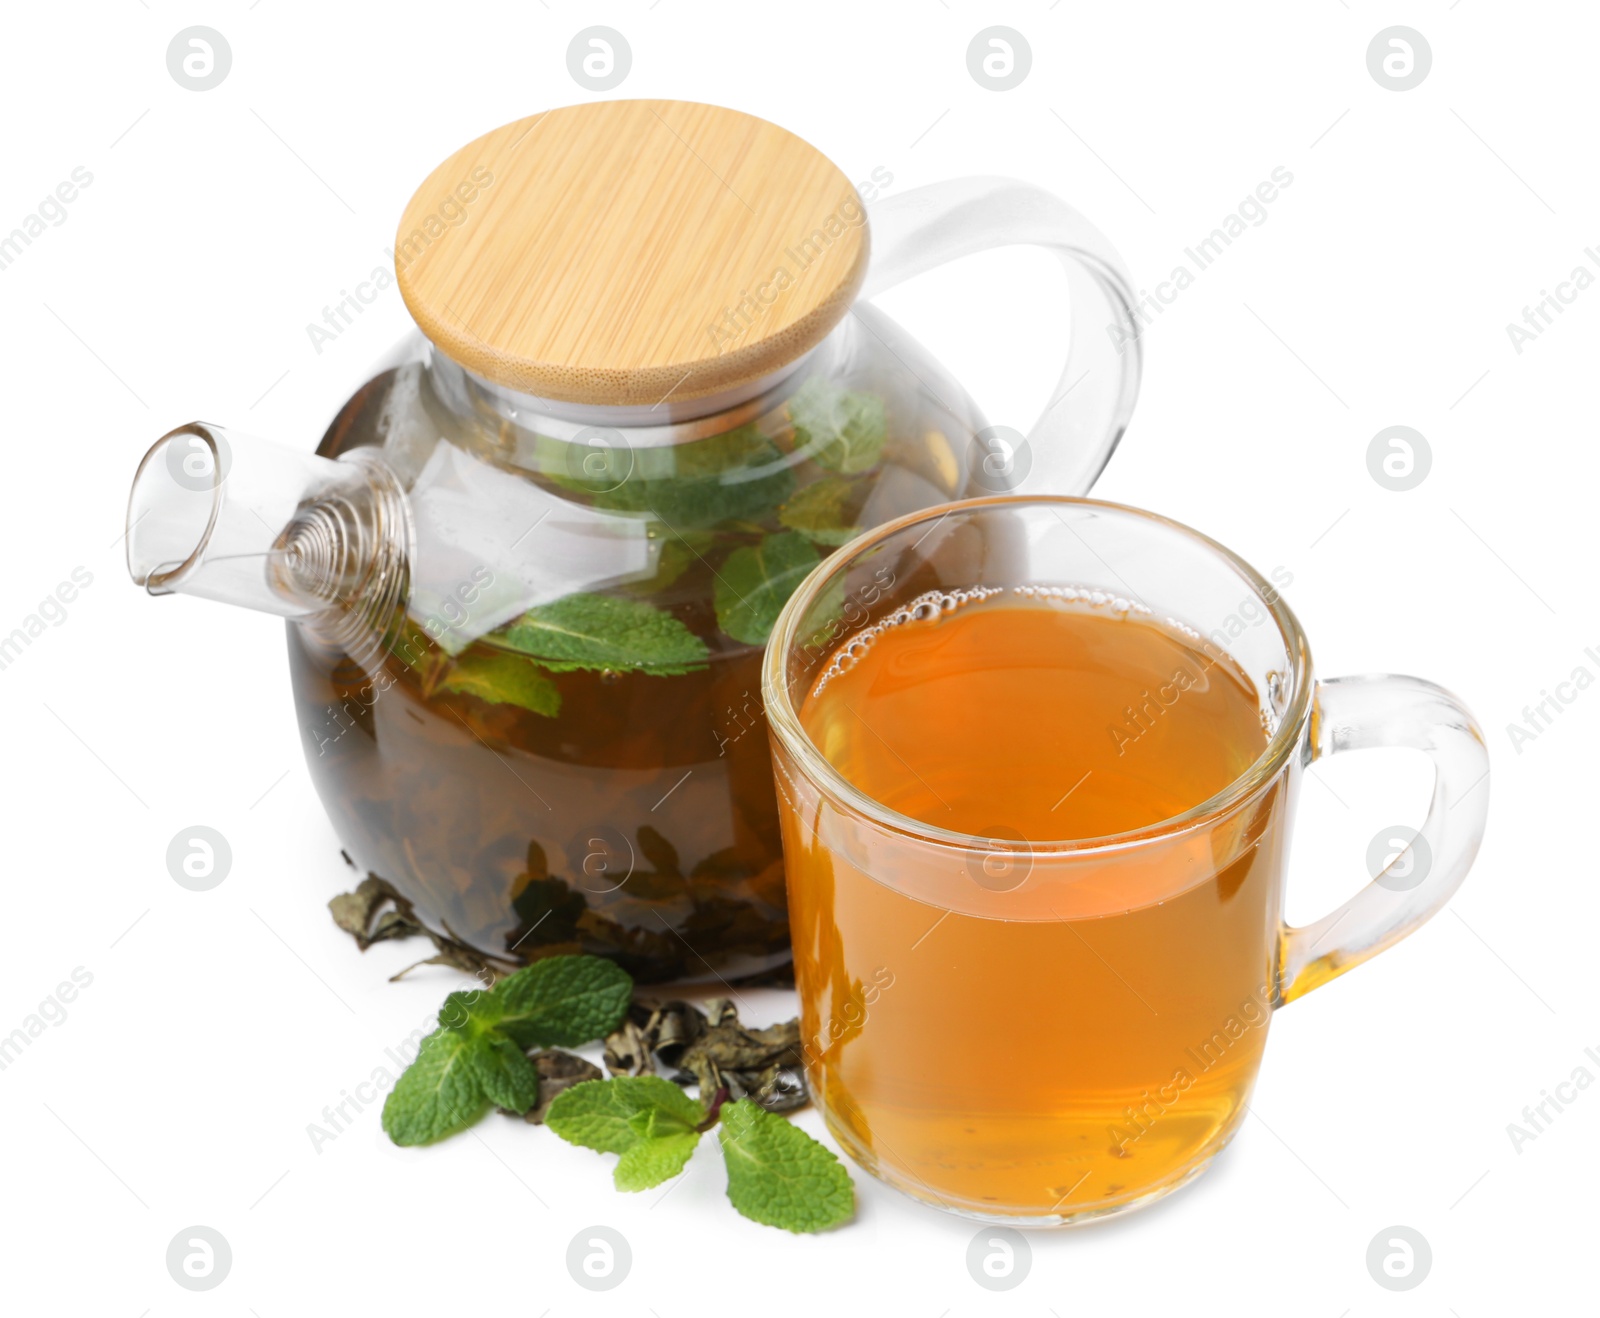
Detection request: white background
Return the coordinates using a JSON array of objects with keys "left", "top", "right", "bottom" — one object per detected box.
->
[{"left": 2, "top": 1, "right": 1594, "bottom": 1312}]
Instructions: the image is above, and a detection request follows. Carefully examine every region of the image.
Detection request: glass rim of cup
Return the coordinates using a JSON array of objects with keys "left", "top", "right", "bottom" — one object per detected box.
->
[{"left": 761, "top": 494, "right": 1315, "bottom": 857}]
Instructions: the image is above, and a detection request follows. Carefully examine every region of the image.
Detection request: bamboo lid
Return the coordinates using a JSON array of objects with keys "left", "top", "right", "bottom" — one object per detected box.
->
[{"left": 394, "top": 101, "right": 870, "bottom": 407}]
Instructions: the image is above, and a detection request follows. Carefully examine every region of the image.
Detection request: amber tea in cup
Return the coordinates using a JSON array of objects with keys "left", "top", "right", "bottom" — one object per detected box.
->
[
  {"left": 763, "top": 497, "right": 1490, "bottom": 1223},
  {"left": 797, "top": 598, "right": 1273, "bottom": 1215}
]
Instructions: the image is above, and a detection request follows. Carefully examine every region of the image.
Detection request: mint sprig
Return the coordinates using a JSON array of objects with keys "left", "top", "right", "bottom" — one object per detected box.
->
[
  {"left": 381, "top": 955, "right": 630, "bottom": 1146},
  {"left": 547, "top": 1080, "right": 855, "bottom": 1231},
  {"left": 546, "top": 1076, "right": 706, "bottom": 1191}
]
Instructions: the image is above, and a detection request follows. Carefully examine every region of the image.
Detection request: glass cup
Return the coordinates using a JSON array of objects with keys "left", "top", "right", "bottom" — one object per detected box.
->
[{"left": 762, "top": 496, "right": 1490, "bottom": 1224}]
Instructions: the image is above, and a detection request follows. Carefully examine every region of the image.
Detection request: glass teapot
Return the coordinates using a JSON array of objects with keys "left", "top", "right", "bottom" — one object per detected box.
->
[{"left": 125, "top": 100, "right": 1141, "bottom": 982}]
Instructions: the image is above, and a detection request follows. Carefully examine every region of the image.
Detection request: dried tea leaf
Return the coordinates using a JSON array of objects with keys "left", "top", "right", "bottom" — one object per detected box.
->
[
  {"left": 604, "top": 1005, "right": 656, "bottom": 1077},
  {"left": 647, "top": 1000, "right": 708, "bottom": 1069},
  {"left": 741, "top": 1063, "right": 810, "bottom": 1114},
  {"left": 597, "top": 997, "right": 807, "bottom": 1113},
  {"left": 681, "top": 1013, "right": 801, "bottom": 1076},
  {"left": 517, "top": 1050, "right": 604, "bottom": 1125},
  {"left": 328, "top": 875, "right": 423, "bottom": 951},
  {"left": 329, "top": 873, "right": 512, "bottom": 982},
  {"left": 676, "top": 1003, "right": 806, "bottom": 1112},
  {"left": 369, "top": 908, "right": 425, "bottom": 944},
  {"left": 327, "top": 888, "right": 381, "bottom": 943}
]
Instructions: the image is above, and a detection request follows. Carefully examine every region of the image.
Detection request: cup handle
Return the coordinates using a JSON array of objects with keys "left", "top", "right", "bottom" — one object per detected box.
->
[
  {"left": 860, "top": 177, "right": 1142, "bottom": 496},
  {"left": 1278, "top": 675, "right": 1491, "bottom": 1004}
]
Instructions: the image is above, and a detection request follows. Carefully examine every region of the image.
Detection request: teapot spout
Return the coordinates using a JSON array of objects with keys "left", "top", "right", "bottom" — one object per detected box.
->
[{"left": 126, "top": 423, "right": 410, "bottom": 630}]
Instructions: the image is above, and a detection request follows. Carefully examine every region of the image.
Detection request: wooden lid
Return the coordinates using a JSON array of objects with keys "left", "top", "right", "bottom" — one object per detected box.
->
[{"left": 394, "top": 101, "right": 870, "bottom": 407}]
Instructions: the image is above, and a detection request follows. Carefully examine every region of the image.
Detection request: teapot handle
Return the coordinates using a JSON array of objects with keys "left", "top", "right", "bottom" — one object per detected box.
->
[{"left": 859, "top": 177, "right": 1142, "bottom": 496}]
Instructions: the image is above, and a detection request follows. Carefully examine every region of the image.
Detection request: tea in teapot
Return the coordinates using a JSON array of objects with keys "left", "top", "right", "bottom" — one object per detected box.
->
[{"left": 125, "top": 100, "right": 1141, "bottom": 981}]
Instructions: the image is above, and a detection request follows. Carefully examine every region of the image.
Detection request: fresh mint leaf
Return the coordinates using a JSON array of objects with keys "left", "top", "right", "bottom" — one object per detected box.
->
[
  {"left": 546, "top": 1076, "right": 706, "bottom": 1191},
  {"left": 440, "top": 652, "right": 561, "bottom": 717},
  {"left": 778, "top": 475, "right": 862, "bottom": 547},
  {"left": 490, "top": 955, "right": 634, "bottom": 1050},
  {"left": 463, "top": 1032, "right": 540, "bottom": 1114},
  {"left": 548, "top": 425, "right": 796, "bottom": 529},
  {"left": 715, "top": 532, "right": 821, "bottom": 646},
  {"left": 788, "top": 378, "right": 886, "bottom": 476},
  {"left": 437, "top": 987, "right": 499, "bottom": 1033},
  {"left": 381, "top": 1029, "right": 491, "bottom": 1147},
  {"left": 718, "top": 1099, "right": 854, "bottom": 1233},
  {"left": 547, "top": 1075, "right": 704, "bottom": 1151},
  {"left": 500, "top": 594, "right": 709, "bottom": 676},
  {"left": 616, "top": 1131, "right": 700, "bottom": 1191}
]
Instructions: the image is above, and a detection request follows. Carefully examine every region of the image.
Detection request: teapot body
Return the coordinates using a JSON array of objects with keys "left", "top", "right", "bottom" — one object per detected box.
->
[
  {"left": 125, "top": 104, "right": 1142, "bottom": 985},
  {"left": 286, "top": 309, "right": 987, "bottom": 981}
]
